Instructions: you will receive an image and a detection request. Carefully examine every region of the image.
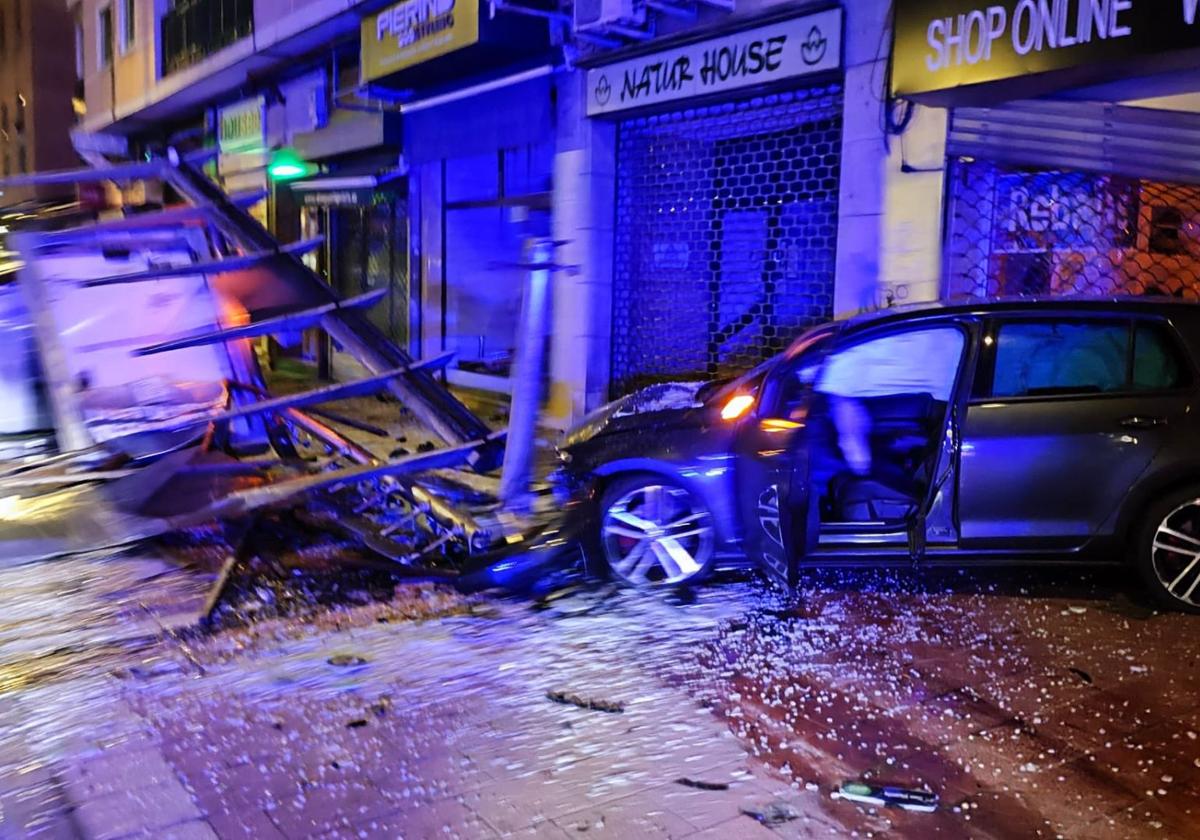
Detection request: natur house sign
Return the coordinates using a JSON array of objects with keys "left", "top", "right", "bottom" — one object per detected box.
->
[{"left": 586, "top": 8, "right": 843, "bottom": 117}]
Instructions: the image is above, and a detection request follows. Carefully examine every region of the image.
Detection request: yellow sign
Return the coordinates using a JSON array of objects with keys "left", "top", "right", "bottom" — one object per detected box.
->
[{"left": 361, "top": 0, "right": 479, "bottom": 83}]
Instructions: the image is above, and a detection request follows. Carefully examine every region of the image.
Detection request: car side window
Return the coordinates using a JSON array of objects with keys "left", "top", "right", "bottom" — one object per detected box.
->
[
  {"left": 988, "top": 318, "right": 1192, "bottom": 399},
  {"left": 991, "top": 321, "right": 1127, "bottom": 398},
  {"left": 1133, "top": 323, "right": 1190, "bottom": 391}
]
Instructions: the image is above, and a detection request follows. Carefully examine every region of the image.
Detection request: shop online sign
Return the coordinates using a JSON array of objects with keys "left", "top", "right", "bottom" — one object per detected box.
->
[
  {"left": 894, "top": 0, "right": 1200, "bottom": 97},
  {"left": 586, "top": 9, "right": 842, "bottom": 117}
]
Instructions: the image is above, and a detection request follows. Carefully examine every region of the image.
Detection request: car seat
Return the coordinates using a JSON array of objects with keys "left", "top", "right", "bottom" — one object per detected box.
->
[
  {"left": 827, "top": 393, "right": 943, "bottom": 523},
  {"left": 829, "top": 464, "right": 923, "bottom": 523}
]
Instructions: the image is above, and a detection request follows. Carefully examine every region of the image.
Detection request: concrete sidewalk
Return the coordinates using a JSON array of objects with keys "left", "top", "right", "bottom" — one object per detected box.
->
[
  {"left": 4, "top": 563, "right": 1199, "bottom": 839},
  {"left": 12, "top": 583, "right": 797, "bottom": 839}
]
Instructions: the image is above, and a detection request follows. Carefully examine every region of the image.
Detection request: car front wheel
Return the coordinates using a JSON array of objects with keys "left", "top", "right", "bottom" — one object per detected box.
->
[
  {"left": 1137, "top": 486, "right": 1200, "bottom": 615},
  {"left": 598, "top": 475, "right": 715, "bottom": 587}
]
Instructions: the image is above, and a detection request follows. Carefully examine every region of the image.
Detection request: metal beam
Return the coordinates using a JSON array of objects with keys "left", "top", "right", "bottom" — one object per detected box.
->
[
  {"left": 81, "top": 237, "right": 324, "bottom": 288},
  {"left": 0, "top": 161, "right": 165, "bottom": 188},
  {"left": 140, "top": 355, "right": 455, "bottom": 433},
  {"left": 280, "top": 406, "right": 487, "bottom": 546},
  {"left": 161, "top": 156, "right": 497, "bottom": 460},
  {"left": 32, "top": 191, "right": 268, "bottom": 248},
  {"left": 133, "top": 288, "right": 388, "bottom": 355},
  {"left": 225, "top": 379, "right": 390, "bottom": 437},
  {"left": 0, "top": 469, "right": 141, "bottom": 488},
  {"left": 165, "top": 434, "right": 505, "bottom": 530}
]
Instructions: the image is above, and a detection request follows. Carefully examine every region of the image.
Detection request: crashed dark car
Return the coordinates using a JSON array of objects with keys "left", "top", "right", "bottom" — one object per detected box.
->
[{"left": 551, "top": 297, "right": 1200, "bottom": 614}]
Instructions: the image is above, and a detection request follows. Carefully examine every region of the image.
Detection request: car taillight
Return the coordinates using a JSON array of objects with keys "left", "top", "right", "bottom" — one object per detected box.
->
[{"left": 720, "top": 393, "right": 755, "bottom": 421}]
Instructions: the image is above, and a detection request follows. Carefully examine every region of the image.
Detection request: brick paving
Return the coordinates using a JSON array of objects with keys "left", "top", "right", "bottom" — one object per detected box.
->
[{"left": 2, "top": 555, "right": 1198, "bottom": 839}]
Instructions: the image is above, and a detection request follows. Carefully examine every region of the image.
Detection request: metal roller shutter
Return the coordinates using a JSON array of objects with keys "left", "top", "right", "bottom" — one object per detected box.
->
[
  {"left": 945, "top": 100, "right": 1200, "bottom": 301},
  {"left": 611, "top": 83, "right": 843, "bottom": 398}
]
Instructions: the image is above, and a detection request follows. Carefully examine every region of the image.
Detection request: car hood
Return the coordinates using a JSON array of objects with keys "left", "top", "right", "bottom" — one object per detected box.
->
[{"left": 561, "top": 381, "right": 706, "bottom": 448}]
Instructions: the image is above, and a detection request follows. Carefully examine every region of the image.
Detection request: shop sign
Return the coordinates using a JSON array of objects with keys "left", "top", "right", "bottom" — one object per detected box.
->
[
  {"left": 361, "top": 0, "right": 480, "bottom": 83},
  {"left": 894, "top": 0, "right": 1200, "bottom": 98},
  {"left": 586, "top": 9, "right": 842, "bottom": 117},
  {"left": 298, "top": 188, "right": 382, "bottom": 207},
  {"left": 218, "top": 97, "right": 265, "bottom": 154}
]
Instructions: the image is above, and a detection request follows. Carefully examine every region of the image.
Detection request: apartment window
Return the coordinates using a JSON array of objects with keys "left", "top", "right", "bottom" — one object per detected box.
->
[
  {"left": 17, "top": 145, "right": 26, "bottom": 174},
  {"left": 0, "top": 9, "right": 6, "bottom": 54},
  {"left": 0, "top": 104, "right": 7, "bottom": 134},
  {"left": 13, "top": 94, "right": 24, "bottom": 135},
  {"left": 98, "top": 5, "right": 113, "bottom": 68},
  {"left": 118, "top": 0, "right": 135, "bottom": 55},
  {"left": 12, "top": 0, "right": 20, "bottom": 39},
  {"left": 2, "top": 155, "right": 9, "bottom": 178}
]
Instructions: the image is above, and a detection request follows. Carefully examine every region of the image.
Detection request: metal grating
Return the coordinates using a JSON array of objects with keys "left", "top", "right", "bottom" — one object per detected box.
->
[
  {"left": 945, "top": 158, "right": 1200, "bottom": 301},
  {"left": 612, "top": 84, "right": 844, "bottom": 397}
]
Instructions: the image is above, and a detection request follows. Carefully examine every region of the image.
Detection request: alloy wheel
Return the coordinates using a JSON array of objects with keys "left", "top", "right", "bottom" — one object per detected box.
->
[
  {"left": 1150, "top": 498, "right": 1200, "bottom": 608},
  {"left": 601, "top": 483, "right": 714, "bottom": 586}
]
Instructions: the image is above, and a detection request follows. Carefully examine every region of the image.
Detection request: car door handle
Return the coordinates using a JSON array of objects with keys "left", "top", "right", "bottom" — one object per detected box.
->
[{"left": 1119, "top": 416, "right": 1167, "bottom": 429}]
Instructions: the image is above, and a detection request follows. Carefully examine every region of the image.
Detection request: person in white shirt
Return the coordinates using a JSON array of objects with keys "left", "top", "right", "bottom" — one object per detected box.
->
[{"left": 814, "top": 327, "right": 965, "bottom": 475}]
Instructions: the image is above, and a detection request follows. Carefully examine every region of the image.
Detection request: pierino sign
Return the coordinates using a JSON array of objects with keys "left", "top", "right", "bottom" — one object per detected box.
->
[
  {"left": 586, "top": 8, "right": 842, "bottom": 117},
  {"left": 361, "top": 0, "right": 479, "bottom": 83},
  {"left": 893, "top": 0, "right": 1200, "bottom": 99}
]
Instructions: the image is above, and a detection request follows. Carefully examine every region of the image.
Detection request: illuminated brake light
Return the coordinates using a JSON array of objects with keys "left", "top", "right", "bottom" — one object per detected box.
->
[{"left": 720, "top": 393, "right": 755, "bottom": 421}]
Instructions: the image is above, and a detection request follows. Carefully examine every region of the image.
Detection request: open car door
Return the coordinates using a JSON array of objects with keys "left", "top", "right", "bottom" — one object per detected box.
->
[{"left": 731, "top": 332, "right": 834, "bottom": 587}]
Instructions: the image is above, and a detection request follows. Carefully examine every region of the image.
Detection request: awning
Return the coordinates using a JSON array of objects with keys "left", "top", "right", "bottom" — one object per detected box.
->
[
  {"left": 403, "top": 68, "right": 557, "bottom": 166},
  {"left": 287, "top": 169, "right": 407, "bottom": 206}
]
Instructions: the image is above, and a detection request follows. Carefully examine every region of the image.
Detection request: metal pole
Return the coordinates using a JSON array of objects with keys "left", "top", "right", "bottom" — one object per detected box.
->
[{"left": 499, "top": 237, "right": 554, "bottom": 511}]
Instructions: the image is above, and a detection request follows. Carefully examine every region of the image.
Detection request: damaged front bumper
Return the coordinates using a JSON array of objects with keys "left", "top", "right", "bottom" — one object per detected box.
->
[{"left": 457, "top": 479, "right": 599, "bottom": 594}]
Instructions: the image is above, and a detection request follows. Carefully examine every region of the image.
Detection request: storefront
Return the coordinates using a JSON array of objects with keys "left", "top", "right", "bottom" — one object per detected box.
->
[
  {"left": 272, "top": 57, "right": 407, "bottom": 376},
  {"left": 892, "top": 0, "right": 1200, "bottom": 302},
  {"left": 215, "top": 67, "right": 410, "bottom": 375},
  {"left": 398, "top": 75, "right": 555, "bottom": 394},
  {"left": 583, "top": 8, "right": 846, "bottom": 396},
  {"left": 360, "top": 0, "right": 554, "bottom": 393},
  {"left": 290, "top": 168, "right": 410, "bottom": 363}
]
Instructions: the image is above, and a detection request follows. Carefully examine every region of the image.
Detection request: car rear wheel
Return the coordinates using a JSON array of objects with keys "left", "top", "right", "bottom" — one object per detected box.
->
[
  {"left": 1137, "top": 487, "right": 1200, "bottom": 615},
  {"left": 598, "top": 475, "right": 715, "bottom": 587}
]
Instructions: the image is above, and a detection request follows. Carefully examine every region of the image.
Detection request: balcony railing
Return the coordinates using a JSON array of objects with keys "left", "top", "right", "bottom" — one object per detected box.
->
[{"left": 160, "top": 0, "right": 254, "bottom": 78}]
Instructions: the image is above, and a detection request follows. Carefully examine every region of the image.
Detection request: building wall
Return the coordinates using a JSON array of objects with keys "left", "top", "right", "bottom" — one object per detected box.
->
[
  {"left": 591, "top": 0, "right": 951, "bottom": 318},
  {"left": 76, "top": 0, "right": 366, "bottom": 136},
  {"left": 0, "top": 0, "right": 76, "bottom": 203},
  {"left": 833, "top": 0, "right": 947, "bottom": 316},
  {"left": 76, "top": 0, "right": 160, "bottom": 131}
]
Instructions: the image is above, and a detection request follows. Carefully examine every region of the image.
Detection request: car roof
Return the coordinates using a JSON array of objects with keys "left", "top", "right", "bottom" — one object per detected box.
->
[{"left": 837, "top": 294, "right": 1200, "bottom": 333}]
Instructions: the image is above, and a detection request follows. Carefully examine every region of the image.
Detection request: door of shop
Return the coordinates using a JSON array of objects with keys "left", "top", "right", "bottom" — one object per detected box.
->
[
  {"left": 332, "top": 200, "right": 410, "bottom": 348},
  {"left": 611, "top": 83, "right": 844, "bottom": 397}
]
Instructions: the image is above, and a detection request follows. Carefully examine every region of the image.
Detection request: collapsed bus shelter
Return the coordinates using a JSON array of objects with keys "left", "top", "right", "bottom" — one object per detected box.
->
[{"left": 0, "top": 149, "right": 564, "bottom": 598}]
